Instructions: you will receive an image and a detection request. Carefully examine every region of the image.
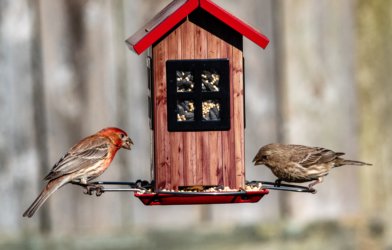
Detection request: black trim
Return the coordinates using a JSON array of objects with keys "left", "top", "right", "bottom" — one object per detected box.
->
[
  {"left": 167, "top": 59, "right": 230, "bottom": 132},
  {"left": 189, "top": 8, "right": 243, "bottom": 51}
]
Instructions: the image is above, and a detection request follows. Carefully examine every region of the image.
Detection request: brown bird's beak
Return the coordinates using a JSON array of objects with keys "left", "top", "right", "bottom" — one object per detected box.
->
[
  {"left": 252, "top": 155, "right": 264, "bottom": 166},
  {"left": 122, "top": 137, "right": 134, "bottom": 150}
]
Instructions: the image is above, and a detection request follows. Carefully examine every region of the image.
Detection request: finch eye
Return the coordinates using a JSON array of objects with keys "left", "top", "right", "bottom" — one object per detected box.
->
[{"left": 120, "top": 133, "right": 126, "bottom": 139}]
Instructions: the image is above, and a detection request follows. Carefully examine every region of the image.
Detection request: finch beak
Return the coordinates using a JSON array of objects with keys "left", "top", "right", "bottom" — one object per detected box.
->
[
  {"left": 122, "top": 137, "right": 134, "bottom": 150},
  {"left": 252, "top": 156, "right": 264, "bottom": 166}
]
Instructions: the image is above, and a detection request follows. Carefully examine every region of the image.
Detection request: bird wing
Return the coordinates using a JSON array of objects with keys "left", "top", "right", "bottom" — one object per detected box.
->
[
  {"left": 44, "top": 136, "right": 110, "bottom": 181},
  {"left": 291, "top": 146, "right": 342, "bottom": 167}
]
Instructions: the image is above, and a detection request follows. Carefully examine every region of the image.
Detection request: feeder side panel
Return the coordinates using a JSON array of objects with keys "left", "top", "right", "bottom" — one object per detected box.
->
[
  {"left": 193, "top": 24, "right": 209, "bottom": 186},
  {"left": 189, "top": 9, "right": 245, "bottom": 189},
  {"left": 226, "top": 43, "right": 236, "bottom": 188},
  {"left": 219, "top": 40, "right": 230, "bottom": 186},
  {"left": 207, "top": 31, "right": 222, "bottom": 186},
  {"left": 153, "top": 20, "right": 245, "bottom": 190},
  {"left": 167, "top": 26, "right": 184, "bottom": 190},
  {"left": 232, "top": 46, "right": 245, "bottom": 187},
  {"left": 153, "top": 37, "right": 171, "bottom": 190},
  {"left": 181, "top": 21, "right": 197, "bottom": 186}
]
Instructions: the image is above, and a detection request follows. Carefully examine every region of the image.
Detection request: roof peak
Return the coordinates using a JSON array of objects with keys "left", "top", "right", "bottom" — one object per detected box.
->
[{"left": 126, "top": 0, "right": 269, "bottom": 55}]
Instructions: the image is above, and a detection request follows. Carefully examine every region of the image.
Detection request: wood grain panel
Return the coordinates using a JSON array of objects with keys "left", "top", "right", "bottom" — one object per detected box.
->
[
  {"left": 232, "top": 46, "right": 245, "bottom": 188},
  {"left": 219, "top": 40, "right": 231, "bottom": 187},
  {"left": 194, "top": 24, "right": 208, "bottom": 185},
  {"left": 153, "top": 20, "right": 245, "bottom": 190},
  {"left": 227, "top": 45, "right": 236, "bottom": 188},
  {"left": 167, "top": 28, "right": 183, "bottom": 190},
  {"left": 207, "top": 32, "right": 222, "bottom": 186},
  {"left": 153, "top": 38, "right": 171, "bottom": 190},
  {"left": 181, "top": 21, "right": 197, "bottom": 186}
]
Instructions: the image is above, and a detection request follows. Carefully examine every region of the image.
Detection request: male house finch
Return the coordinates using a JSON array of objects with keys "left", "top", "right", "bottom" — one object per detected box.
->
[
  {"left": 23, "top": 127, "right": 133, "bottom": 218},
  {"left": 253, "top": 143, "right": 371, "bottom": 189}
]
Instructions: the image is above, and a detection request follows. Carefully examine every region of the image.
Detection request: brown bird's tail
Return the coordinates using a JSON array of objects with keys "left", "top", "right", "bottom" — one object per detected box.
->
[
  {"left": 335, "top": 158, "right": 372, "bottom": 168},
  {"left": 23, "top": 177, "right": 69, "bottom": 218}
]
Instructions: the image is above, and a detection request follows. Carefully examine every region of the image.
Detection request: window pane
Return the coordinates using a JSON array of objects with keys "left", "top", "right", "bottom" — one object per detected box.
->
[
  {"left": 176, "top": 71, "right": 194, "bottom": 92},
  {"left": 202, "top": 100, "right": 220, "bottom": 121},
  {"left": 177, "top": 100, "right": 195, "bottom": 122},
  {"left": 166, "top": 59, "right": 230, "bottom": 131},
  {"left": 201, "top": 70, "right": 220, "bottom": 92}
]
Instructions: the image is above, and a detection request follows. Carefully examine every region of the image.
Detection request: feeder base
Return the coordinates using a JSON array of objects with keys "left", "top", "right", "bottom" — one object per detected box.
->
[{"left": 134, "top": 190, "right": 269, "bottom": 206}]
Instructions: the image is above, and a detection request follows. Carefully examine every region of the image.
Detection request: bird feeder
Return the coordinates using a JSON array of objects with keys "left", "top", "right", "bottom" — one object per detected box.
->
[
  {"left": 125, "top": 0, "right": 271, "bottom": 204},
  {"left": 84, "top": 0, "right": 314, "bottom": 205}
]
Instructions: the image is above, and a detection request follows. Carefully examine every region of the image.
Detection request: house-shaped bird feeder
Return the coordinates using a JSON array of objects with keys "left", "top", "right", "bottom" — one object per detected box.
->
[{"left": 94, "top": 0, "right": 311, "bottom": 206}]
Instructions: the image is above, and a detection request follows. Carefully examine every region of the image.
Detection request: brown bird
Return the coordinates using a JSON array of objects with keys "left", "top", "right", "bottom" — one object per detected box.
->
[
  {"left": 23, "top": 127, "right": 133, "bottom": 218},
  {"left": 253, "top": 143, "right": 371, "bottom": 189}
]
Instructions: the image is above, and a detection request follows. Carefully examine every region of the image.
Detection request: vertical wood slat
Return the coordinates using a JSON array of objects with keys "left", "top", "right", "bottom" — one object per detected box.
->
[
  {"left": 167, "top": 28, "right": 183, "bottom": 190},
  {"left": 219, "top": 41, "right": 231, "bottom": 187},
  {"left": 227, "top": 45, "right": 236, "bottom": 188},
  {"left": 153, "top": 37, "right": 170, "bottom": 190},
  {"left": 181, "top": 21, "right": 197, "bottom": 186},
  {"left": 232, "top": 47, "right": 245, "bottom": 188},
  {"left": 194, "top": 24, "right": 207, "bottom": 185},
  {"left": 207, "top": 32, "right": 221, "bottom": 186}
]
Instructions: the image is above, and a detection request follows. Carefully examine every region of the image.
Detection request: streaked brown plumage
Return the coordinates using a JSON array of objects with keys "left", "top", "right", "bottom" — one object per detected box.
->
[
  {"left": 253, "top": 143, "right": 371, "bottom": 189},
  {"left": 23, "top": 127, "right": 133, "bottom": 218}
]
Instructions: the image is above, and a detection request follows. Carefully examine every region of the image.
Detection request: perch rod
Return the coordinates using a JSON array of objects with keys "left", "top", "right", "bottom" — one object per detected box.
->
[{"left": 73, "top": 180, "right": 315, "bottom": 196}]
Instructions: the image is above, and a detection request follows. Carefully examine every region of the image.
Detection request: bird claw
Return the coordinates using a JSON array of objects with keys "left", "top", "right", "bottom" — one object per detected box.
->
[
  {"left": 83, "top": 184, "right": 104, "bottom": 196},
  {"left": 309, "top": 188, "right": 317, "bottom": 194},
  {"left": 274, "top": 179, "right": 282, "bottom": 187},
  {"left": 95, "top": 187, "right": 103, "bottom": 196}
]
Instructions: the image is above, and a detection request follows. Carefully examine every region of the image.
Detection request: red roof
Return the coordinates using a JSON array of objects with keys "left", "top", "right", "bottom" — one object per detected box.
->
[{"left": 126, "top": 0, "right": 270, "bottom": 55}]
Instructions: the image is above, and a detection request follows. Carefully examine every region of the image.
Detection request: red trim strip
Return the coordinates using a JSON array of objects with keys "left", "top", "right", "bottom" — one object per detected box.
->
[
  {"left": 133, "top": 0, "right": 199, "bottom": 54},
  {"left": 128, "top": 0, "right": 270, "bottom": 54}
]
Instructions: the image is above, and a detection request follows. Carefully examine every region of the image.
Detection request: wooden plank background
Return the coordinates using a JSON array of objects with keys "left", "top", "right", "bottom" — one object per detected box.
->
[{"left": 0, "top": 0, "right": 390, "bottom": 243}]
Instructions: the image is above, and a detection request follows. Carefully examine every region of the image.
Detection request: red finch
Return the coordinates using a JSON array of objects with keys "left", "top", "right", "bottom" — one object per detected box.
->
[
  {"left": 23, "top": 127, "right": 133, "bottom": 218},
  {"left": 253, "top": 143, "right": 371, "bottom": 189}
]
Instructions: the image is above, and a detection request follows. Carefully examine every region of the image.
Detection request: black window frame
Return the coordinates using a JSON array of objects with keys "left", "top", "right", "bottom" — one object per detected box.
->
[{"left": 166, "top": 59, "right": 230, "bottom": 132}]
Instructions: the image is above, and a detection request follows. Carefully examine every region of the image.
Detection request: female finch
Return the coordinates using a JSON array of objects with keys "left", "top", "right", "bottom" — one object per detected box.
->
[
  {"left": 23, "top": 127, "right": 133, "bottom": 218},
  {"left": 253, "top": 143, "right": 371, "bottom": 189}
]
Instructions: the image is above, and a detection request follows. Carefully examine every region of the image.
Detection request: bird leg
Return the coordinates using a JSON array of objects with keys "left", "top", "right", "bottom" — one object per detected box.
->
[
  {"left": 308, "top": 177, "right": 323, "bottom": 193},
  {"left": 274, "top": 179, "right": 282, "bottom": 187},
  {"left": 83, "top": 183, "right": 104, "bottom": 196},
  {"left": 71, "top": 181, "right": 104, "bottom": 196}
]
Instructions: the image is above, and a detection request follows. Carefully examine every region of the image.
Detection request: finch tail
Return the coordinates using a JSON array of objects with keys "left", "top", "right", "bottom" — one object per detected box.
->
[
  {"left": 23, "top": 177, "right": 68, "bottom": 218},
  {"left": 335, "top": 158, "right": 372, "bottom": 168}
]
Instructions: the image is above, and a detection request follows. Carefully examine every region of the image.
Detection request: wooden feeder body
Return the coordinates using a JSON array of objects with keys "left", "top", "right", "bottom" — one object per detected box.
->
[
  {"left": 153, "top": 13, "right": 244, "bottom": 191},
  {"left": 126, "top": 0, "right": 269, "bottom": 192}
]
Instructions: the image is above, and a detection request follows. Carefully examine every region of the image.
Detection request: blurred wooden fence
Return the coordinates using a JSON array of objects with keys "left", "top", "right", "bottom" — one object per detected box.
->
[{"left": 0, "top": 0, "right": 390, "bottom": 239}]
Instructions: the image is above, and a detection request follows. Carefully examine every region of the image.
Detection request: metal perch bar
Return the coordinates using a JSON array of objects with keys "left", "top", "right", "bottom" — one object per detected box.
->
[
  {"left": 72, "top": 180, "right": 315, "bottom": 196},
  {"left": 248, "top": 181, "right": 316, "bottom": 194},
  {"left": 72, "top": 180, "right": 151, "bottom": 196}
]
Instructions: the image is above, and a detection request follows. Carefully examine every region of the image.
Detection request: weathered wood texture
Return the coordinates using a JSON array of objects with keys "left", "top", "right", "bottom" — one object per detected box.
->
[
  {"left": 153, "top": 20, "right": 244, "bottom": 190},
  {"left": 0, "top": 0, "right": 41, "bottom": 233},
  {"left": 357, "top": 0, "right": 392, "bottom": 248},
  {"left": 280, "top": 0, "right": 361, "bottom": 222},
  {"left": 1, "top": 0, "right": 388, "bottom": 237}
]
